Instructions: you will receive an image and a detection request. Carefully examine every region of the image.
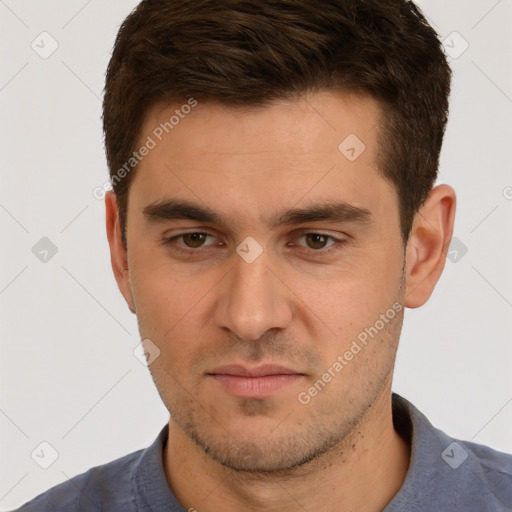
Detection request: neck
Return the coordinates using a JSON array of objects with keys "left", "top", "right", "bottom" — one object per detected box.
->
[{"left": 164, "top": 388, "right": 410, "bottom": 512}]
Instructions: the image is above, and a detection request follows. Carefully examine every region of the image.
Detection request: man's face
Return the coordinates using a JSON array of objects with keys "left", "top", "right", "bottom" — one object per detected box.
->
[{"left": 122, "top": 91, "right": 406, "bottom": 471}]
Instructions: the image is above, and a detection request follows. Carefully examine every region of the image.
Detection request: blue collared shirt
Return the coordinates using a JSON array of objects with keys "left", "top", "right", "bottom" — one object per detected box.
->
[{"left": 16, "top": 393, "right": 512, "bottom": 511}]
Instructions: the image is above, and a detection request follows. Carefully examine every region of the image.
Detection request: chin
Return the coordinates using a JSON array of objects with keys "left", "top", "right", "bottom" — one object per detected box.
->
[{"left": 185, "top": 419, "right": 343, "bottom": 474}]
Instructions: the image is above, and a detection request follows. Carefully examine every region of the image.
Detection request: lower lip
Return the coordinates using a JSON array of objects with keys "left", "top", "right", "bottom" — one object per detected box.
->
[{"left": 209, "top": 374, "right": 304, "bottom": 398}]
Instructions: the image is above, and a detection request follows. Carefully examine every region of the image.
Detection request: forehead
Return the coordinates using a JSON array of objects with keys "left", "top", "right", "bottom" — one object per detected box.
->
[
  {"left": 129, "top": 91, "right": 397, "bottom": 229},
  {"left": 140, "top": 91, "right": 381, "bottom": 157}
]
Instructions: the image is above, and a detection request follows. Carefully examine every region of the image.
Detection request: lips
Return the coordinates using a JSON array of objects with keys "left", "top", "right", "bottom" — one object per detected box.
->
[
  {"left": 208, "top": 364, "right": 301, "bottom": 378},
  {"left": 207, "top": 364, "right": 305, "bottom": 398}
]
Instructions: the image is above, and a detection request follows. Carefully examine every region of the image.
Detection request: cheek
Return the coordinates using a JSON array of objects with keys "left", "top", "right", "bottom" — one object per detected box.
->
[
  {"left": 296, "top": 256, "right": 404, "bottom": 370},
  {"left": 132, "top": 276, "right": 179, "bottom": 331},
  {"left": 128, "top": 253, "right": 193, "bottom": 336},
  {"left": 128, "top": 253, "right": 224, "bottom": 352},
  {"left": 291, "top": 254, "right": 401, "bottom": 330},
  {"left": 130, "top": 270, "right": 203, "bottom": 385}
]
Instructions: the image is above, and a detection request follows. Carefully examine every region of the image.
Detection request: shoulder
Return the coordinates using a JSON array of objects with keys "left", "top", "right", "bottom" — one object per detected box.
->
[
  {"left": 390, "top": 393, "right": 512, "bottom": 511},
  {"left": 456, "top": 438, "right": 512, "bottom": 508},
  {"left": 15, "top": 448, "right": 145, "bottom": 512}
]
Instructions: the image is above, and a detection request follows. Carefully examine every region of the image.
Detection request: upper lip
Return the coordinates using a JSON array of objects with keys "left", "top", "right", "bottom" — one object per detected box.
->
[{"left": 208, "top": 364, "right": 303, "bottom": 377}]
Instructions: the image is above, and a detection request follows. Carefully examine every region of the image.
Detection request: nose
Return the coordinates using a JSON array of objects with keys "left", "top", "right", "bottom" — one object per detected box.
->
[{"left": 214, "top": 248, "right": 293, "bottom": 341}]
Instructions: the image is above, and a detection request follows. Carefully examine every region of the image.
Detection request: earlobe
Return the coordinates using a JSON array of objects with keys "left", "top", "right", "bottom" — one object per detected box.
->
[
  {"left": 404, "top": 184, "right": 456, "bottom": 309},
  {"left": 105, "top": 191, "right": 136, "bottom": 313}
]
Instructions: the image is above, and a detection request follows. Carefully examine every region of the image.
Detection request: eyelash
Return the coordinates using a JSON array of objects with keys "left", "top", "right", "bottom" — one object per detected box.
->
[{"left": 162, "top": 231, "right": 346, "bottom": 257}]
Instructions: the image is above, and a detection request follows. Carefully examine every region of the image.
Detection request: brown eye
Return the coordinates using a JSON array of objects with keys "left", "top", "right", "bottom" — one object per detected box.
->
[
  {"left": 182, "top": 233, "right": 208, "bottom": 248},
  {"left": 305, "top": 233, "right": 330, "bottom": 250}
]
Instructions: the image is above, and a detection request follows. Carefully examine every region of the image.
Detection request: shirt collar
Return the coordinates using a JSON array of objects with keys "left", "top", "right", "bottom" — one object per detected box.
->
[{"left": 133, "top": 392, "right": 470, "bottom": 511}]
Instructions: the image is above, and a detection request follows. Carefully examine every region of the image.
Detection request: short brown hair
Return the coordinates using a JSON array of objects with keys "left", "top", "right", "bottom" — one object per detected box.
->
[{"left": 103, "top": 0, "right": 451, "bottom": 246}]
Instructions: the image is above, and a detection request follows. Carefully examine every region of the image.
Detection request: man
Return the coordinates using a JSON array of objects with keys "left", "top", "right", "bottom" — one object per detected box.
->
[{"left": 17, "top": 0, "right": 512, "bottom": 510}]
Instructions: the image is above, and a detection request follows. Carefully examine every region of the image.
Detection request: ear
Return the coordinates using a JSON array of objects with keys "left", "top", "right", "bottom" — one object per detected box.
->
[
  {"left": 404, "top": 184, "right": 456, "bottom": 308},
  {"left": 105, "top": 191, "right": 136, "bottom": 313}
]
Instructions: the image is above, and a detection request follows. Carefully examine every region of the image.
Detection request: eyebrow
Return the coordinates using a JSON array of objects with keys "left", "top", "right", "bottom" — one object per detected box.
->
[
  {"left": 142, "top": 199, "right": 372, "bottom": 229},
  {"left": 143, "top": 199, "right": 223, "bottom": 225},
  {"left": 271, "top": 202, "right": 372, "bottom": 227}
]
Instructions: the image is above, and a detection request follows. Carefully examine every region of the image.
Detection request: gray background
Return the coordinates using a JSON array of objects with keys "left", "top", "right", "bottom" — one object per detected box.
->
[{"left": 1, "top": 0, "right": 511, "bottom": 509}]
